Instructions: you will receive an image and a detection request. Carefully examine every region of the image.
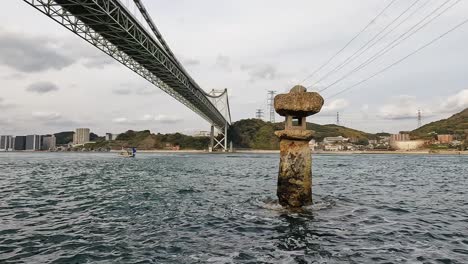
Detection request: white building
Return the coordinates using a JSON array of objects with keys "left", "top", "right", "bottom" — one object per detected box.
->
[
  {"left": 390, "top": 140, "right": 425, "bottom": 151},
  {"left": 324, "top": 145, "right": 343, "bottom": 151},
  {"left": 309, "top": 139, "right": 317, "bottom": 151},
  {"left": 323, "top": 136, "right": 349, "bottom": 144},
  {"left": 73, "top": 128, "right": 90, "bottom": 145}
]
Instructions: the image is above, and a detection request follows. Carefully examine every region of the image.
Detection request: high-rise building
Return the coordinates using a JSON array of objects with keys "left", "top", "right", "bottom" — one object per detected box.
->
[
  {"left": 73, "top": 128, "right": 90, "bottom": 145},
  {"left": 26, "top": 135, "right": 41, "bottom": 151},
  {"left": 14, "top": 136, "right": 26, "bottom": 151},
  {"left": 42, "top": 135, "right": 57, "bottom": 150},
  {"left": 8, "top": 137, "right": 15, "bottom": 151},
  {"left": 0, "top": 135, "right": 13, "bottom": 151}
]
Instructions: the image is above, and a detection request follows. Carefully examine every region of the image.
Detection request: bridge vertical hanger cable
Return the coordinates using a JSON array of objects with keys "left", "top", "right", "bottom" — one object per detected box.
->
[
  {"left": 326, "top": 16, "right": 468, "bottom": 99},
  {"left": 298, "top": 0, "right": 397, "bottom": 86},
  {"left": 307, "top": 0, "right": 424, "bottom": 88},
  {"left": 319, "top": 0, "right": 460, "bottom": 92},
  {"left": 131, "top": 0, "right": 226, "bottom": 100}
]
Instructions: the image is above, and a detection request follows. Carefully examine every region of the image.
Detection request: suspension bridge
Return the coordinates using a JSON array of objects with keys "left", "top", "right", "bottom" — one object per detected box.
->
[{"left": 23, "top": 0, "right": 231, "bottom": 151}]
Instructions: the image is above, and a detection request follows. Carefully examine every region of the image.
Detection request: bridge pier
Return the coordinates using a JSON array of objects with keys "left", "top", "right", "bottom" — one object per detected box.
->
[
  {"left": 209, "top": 124, "right": 229, "bottom": 152},
  {"left": 210, "top": 125, "right": 215, "bottom": 152}
]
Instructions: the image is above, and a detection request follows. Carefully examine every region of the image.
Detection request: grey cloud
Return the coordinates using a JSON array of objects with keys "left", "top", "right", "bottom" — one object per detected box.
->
[
  {"left": 26, "top": 81, "right": 59, "bottom": 94},
  {"left": 0, "top": 97, "right": 15, "bottom": 109},
  {"left": 438, "top": 89, "right": 468, "bottom": 114},
  {"left": 241, "top": 64, "right": 281, "bottom": 82},
  {"left": 3, "top": 72, "right": 26, "bottom": 80},
  {"left": 44, "top": 119, "right": 81, "bottom": 128},
  {"left": 215, "top": 55, "right": 232, "bottom": 72},
  {"left": 31, "top": 111, "right": 82, "bottom": 128},
  {"left": 378, "top": 96, "right": 434, "bottom": 120},
  {"left": 154, "top": 114, "right": 183, "bottom": 124},
  {"left": 136, "top": 87, "right": 160, "bottom": 95},
  {"left": 0, "top": 29, "right": 75, "bottom": 72},
  {"left": 113, "top": 86, "right": 160, "bottom": 96},
  {"left": 32, "top": 111, "right": 62, "bottom": 121},
  {"left": 183, "top": 58, "right": 201, "bottom": 66},
  {"left": 112, "top": 88, "right": 132, "bottom": 95},
  {"left": 82, "top": 55, "right": 115, "bottom": 69},
  {"left": 0, "top": 28, "right": 116, "bottom": 73}
]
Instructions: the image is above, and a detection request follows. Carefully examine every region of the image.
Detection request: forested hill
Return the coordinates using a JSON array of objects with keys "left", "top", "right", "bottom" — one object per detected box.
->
[
  {"left": 228, "top": 118, "right": 376, "bottom": 150},
  {"left": 411, "top": 108, "right": 468, "bottom": 138}
]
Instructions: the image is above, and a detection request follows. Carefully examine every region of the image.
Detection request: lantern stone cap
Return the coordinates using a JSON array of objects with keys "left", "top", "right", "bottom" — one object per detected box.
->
[
  {"left": 274, "top": 130, "right": 315, "bottom": 141},
  {"left": 274, "top": 85, "right": 324, "bottom": 117}
]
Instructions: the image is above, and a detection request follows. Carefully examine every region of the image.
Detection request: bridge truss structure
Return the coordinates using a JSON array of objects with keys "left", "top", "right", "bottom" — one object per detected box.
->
[{"left": 23, "top": 0, "right": 231, "bottom": 151}]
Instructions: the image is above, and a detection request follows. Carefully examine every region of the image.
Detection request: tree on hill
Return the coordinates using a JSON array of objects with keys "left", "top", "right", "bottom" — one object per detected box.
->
[{"left": 411, "top": 108, "right": 468, "bottom": 138}]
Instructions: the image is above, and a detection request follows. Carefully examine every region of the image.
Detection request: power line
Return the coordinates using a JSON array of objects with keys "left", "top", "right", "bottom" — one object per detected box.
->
[
  {"left": 298, "top": 0, "right": 397, "bottom": 85},
  {"left": 320, "top": 0, "right": 460, "bottom": 93},
  {"left": 327, "top": 16, "right": 468, "bottom": 99},
  {"left": 308, "top": 0, "right": 425, "bottom": 88}
]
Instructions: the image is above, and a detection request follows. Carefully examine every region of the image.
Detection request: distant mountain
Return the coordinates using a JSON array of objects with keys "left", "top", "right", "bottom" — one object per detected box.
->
[
  {"left": 228, "top": 119, "right": 376, "bottom": 149},
  {"left": 411, "top": 108, "right": 468, "bottom": 138}
]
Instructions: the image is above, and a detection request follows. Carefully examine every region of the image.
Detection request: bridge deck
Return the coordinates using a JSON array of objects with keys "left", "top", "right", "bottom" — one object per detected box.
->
[{"left": 48, "top": 0, "right": 228, "bottom": 128}]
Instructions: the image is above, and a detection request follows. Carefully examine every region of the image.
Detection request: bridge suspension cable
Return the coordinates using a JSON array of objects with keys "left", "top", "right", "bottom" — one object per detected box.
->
[
  {"left": 299, "top": 0, "right": 397, "bottom": 86},
  {"left": 22, "top": 0, "right": 232, "bottom": 150},
  {"left": 326, "top": 16, "right": 468, "bottom": 99},
  {"left": 131, "top": 0, "right": 180, "bottom": 65},
  {"left": 319, "top": 0, "right": 461, "bottom": 93}
]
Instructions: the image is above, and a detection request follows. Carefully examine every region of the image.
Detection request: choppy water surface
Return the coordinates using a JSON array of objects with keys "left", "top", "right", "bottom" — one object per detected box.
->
[{"left": 0, "top": 153, "right": 467, "bottom": 263}]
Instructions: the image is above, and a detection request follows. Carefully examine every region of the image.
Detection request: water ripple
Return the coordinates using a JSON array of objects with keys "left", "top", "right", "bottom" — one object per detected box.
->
[{"left": 0, "top": 152, "right": 467, "bottom": 263}]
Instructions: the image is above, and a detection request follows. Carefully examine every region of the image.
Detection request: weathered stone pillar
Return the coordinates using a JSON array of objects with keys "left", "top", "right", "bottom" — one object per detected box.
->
[{"left": 274, "top": 85, "right": 324, "bottom": 207}]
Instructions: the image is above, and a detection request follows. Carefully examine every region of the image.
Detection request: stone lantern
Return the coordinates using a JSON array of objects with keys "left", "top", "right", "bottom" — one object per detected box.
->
[{"left": 274, "top": 85, "right": 324, "bottom": 207}]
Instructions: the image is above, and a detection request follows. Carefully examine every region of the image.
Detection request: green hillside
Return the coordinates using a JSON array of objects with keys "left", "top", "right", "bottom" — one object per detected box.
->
[
  {"left": 228, "top": 118, "right": 376, "bottom": 149},
  {"left": 411, "top": 108, "right": 468, "bottom": 138},
  {"left": 81, "top": 130, "right": 210, "bottom": 150}
]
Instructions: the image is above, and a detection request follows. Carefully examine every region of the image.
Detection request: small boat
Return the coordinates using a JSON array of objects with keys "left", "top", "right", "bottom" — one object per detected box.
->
[{"left": 119, "top": 147, "right": 136, "bottom": 158}]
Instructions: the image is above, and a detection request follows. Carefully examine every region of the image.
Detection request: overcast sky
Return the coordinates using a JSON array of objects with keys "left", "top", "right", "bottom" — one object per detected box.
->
[{"left": 0, "top": 0, "right": 467, "bottom": 136}]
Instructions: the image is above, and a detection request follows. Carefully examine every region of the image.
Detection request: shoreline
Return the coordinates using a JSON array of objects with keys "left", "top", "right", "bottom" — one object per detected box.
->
[{"left": 1, "top": 150, "right": 467, "bottom": 155}]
